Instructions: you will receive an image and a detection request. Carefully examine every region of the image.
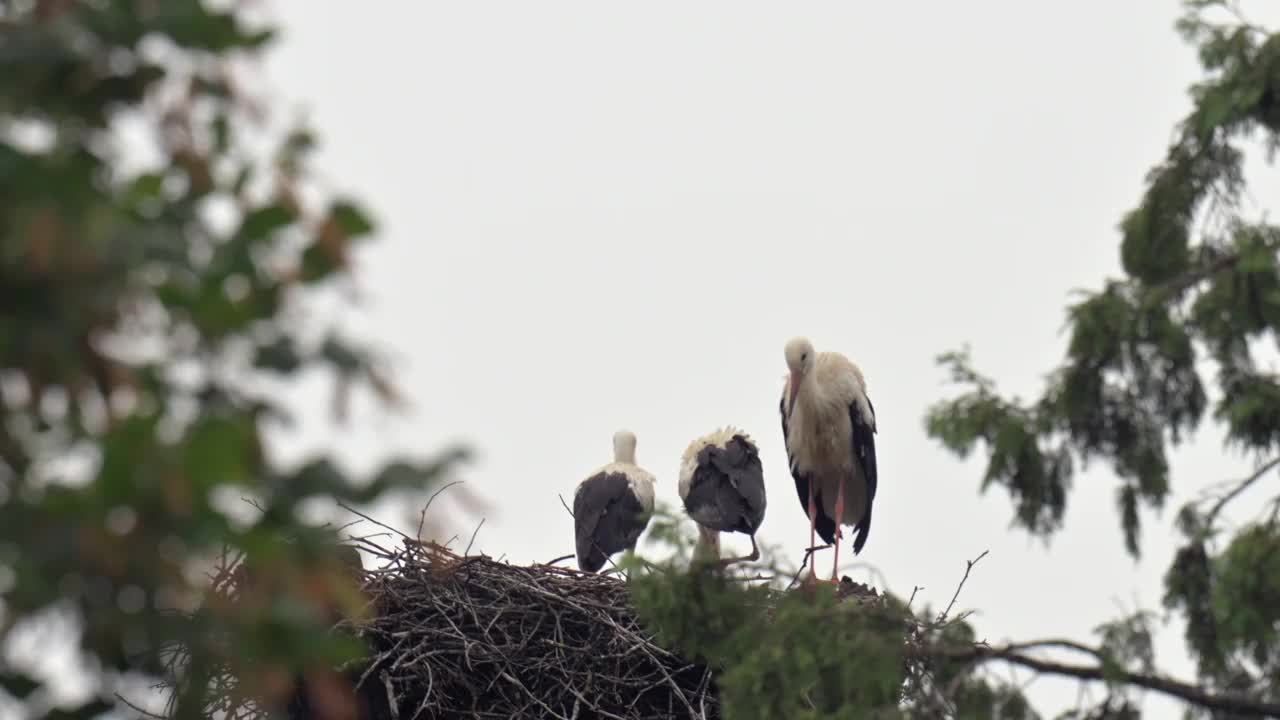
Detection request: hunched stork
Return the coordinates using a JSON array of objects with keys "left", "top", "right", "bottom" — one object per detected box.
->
[
  {"left": 572, "top": 430, "right": 657, "bottom": 573},
  {"left": 678, "top": 427, "right": 767, "bottom": 565},
  {"left": 779, "top": 336, "right": 879, "bottom": 583}
]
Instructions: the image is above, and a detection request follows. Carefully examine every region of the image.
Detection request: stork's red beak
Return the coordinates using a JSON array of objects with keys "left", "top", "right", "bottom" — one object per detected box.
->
[{"left": 787, "top": 371, "right": 801, "bottom": 415}]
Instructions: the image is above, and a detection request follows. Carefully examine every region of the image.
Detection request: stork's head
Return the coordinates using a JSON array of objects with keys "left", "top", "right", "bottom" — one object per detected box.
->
[
  {"left": 612, "top": 430, "right": 637, "bottom": 464},
  {"left": 784, "top": 336, "right": 816, "bottom": 414}
]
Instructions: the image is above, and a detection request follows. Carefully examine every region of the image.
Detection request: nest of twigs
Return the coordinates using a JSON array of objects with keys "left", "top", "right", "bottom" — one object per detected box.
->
[
  {"left": 207, "top": 533, "right": 887, "bottom": 720},
  {"left": 343, "top": 538, "right": 720, "bottom": 719}
]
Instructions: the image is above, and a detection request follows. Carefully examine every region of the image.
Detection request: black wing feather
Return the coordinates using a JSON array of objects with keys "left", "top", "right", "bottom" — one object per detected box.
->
[
  {"left": 682, "top": 434, "right": 767, "bottom": 536},
  {"left": 573, "top": 471, "right": 647, "bottom": 573},
  {"left": 849, "top": 395, "right": 878, "bottom": 555},
  {"left": 780, "top": 394, "right": 837, "bottom": 545}
]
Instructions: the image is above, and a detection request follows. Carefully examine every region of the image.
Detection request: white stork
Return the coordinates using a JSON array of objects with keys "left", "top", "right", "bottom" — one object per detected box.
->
[
  {"left": 779, "top": 336, "right": 879, "bottom": 583},
  {"left": 572, "top": 430, "right": 657, "bottom": 573},
  {"left": 678, "top": 427, "right": 767, "bottom": 565}
]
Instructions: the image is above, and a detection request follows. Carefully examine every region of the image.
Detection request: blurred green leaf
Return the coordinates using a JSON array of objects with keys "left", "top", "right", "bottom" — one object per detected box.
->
[
  {"left": 299, "top": 243, "right": 341, "bottom": 283},
  {"left": 320, "top": 337, "right": 363, "bottom": 374},
  {"left": 330, "top": 201, "right": 375, "bottom": 240},
  {"left": 0, "top": 4, "right": 468, "bottom": 719},
  {"left": 254, "top": 337, "right": 303, "bottom": 373},
  {"left": 237, "top": 204, "right": 296, "bottom": 242},
  {"left": 182, "top": 414, "right": 257, "bottom": 492}
]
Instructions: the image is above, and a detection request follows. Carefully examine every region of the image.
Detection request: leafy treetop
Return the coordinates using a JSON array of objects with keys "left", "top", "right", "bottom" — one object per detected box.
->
[
  {"left": 0, "top": 2, "right": 464, "bottom": 719},
  {"left": 925, "top": 0, "right": 1280, "bottom": 713}
]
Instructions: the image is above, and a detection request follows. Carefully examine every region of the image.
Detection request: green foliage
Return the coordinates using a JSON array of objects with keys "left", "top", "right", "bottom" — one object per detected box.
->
[
  {"left": 926, "top": 350, "right": 1072, "bottom": 537},
  {"left": 736, "top": 595, "right": 905, "bottom": 720},
  {"left": 924, "top": 0, "right": 1280, "bottom": 712},
  {"left": 1094, "top": 611, "right": 1158, "bottom": 678},
  {"left": 925, "top": 0, "right": 1280, "bottom": 557},
  {"left": 631, "top": 509, "right": 901, "bottom": 718},
  {"left": 628, "top": 509, "right": 1042, "bottom": 719},
  {"left": 1167, "top": 520, "right": 1280, "bottom": 686},
  {"left": 905, "top": 608, "right": 1042, "bottom": 720},
  {"left": 952, "top": 681, "right": 1040, "bottom": 720},
  {"left": 1164, "top": 538, "right": 1225, "bottom": 677},
  {"left": 632, "top": 561, "right": 906, "bottom": 717},
  {"left": 1054, "top": 700, "right": 1142, "bottom": 720},
  {"left": 0, "top": 2, "right": 464, "bottom": 719},
  {"left": 1210, "top": 525, "right": 1280, "bottom": 666}
]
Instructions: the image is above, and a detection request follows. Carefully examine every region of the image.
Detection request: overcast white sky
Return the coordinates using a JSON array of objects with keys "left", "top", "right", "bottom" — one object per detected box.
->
[{"left": 250, "top": 2, "right": 1280, "bottom": 716}]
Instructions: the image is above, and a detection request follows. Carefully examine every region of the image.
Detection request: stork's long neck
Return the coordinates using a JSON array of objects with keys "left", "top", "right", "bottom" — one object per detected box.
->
[{"left": 613, "top": 436, "right": 636, "bottom": 464}]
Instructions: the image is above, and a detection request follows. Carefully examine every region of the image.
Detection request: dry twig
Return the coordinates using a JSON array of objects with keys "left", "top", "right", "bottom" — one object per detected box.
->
[
  {"left": 936, "top": 549, "right": 988, "bottom": 625},
  {"left": 263, "top": 539, "right": 720, "bottom": 718}
]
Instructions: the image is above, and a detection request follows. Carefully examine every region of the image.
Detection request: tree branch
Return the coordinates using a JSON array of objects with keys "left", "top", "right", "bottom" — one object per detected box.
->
[
  {"left": 927, "top": 642, "right": 1280, "bottom": 717},
  {"left": 1145, "top": 236, "right": 1280, "bottom": 306},
  {"left": 999, "top": 638, "right": 1107, "bottom": 662},
  {"left": 935, "top": 549, "right": 988, "bottom": 625},
  {"left": 1204, "top": 456, "right": 1280, "bottom": 530}
]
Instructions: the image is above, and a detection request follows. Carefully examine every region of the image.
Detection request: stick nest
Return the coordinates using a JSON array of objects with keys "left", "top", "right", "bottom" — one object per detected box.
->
[
  {"left": 347, "top": 539, "right": 721, "bottom": 719},
  {"left": 213, "top": 537, "right": 886, "bottom": 720}
]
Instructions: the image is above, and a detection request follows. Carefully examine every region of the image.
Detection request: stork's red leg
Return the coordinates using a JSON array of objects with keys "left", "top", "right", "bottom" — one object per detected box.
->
[
  {"left": 807, "top": 480, "right": 818, "bottom": 581},
  {"left": 832, "top": 480, "right": 846, "bottom": 583}
]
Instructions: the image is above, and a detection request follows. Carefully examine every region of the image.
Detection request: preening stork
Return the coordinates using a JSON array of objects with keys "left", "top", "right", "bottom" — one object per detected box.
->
[
  {"left": 572, "top": 430, "right": 657, "bottom": 573},
  {"left": 678, "top": 427, "right": 767, "bottom": 565},
  {"left": 779, "top": 336, "right": 879, "bottom": 583}
]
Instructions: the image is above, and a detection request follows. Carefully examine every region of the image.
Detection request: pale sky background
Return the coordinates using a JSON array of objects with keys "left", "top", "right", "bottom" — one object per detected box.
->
[{"left": 232, "top": 2, "right": 1280, "bottom": 717}]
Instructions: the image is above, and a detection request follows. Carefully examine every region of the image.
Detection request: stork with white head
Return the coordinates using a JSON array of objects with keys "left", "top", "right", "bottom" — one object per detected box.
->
[
  {"left": 572, "top": 430, "right": 657, "bottom": 573},
  {"left": 678, "top": 426, "right": 767, "bottom": 565},
  {"left": 779, "top": 336, "right": 879, "bottom": 583}
]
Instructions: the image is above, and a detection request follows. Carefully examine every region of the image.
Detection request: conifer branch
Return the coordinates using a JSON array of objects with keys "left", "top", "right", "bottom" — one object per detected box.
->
[
  {"left": 1148, "top": 235, "right": 1280, "bottom": 304},
  {"left": 927, "top": 641, "right": 1280, "bottom": 717},
  {"left": 1203, "top": 456, "right": 1280, "bottom": 529}
]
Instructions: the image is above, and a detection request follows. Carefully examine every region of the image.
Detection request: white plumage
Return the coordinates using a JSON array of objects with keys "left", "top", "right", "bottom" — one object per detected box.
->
[
  {"left": 779, "top": 336, "right": 879, "bottom": 583},
  {"left": 571, "top": 430, "right": 656, "bottom": 573}
]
